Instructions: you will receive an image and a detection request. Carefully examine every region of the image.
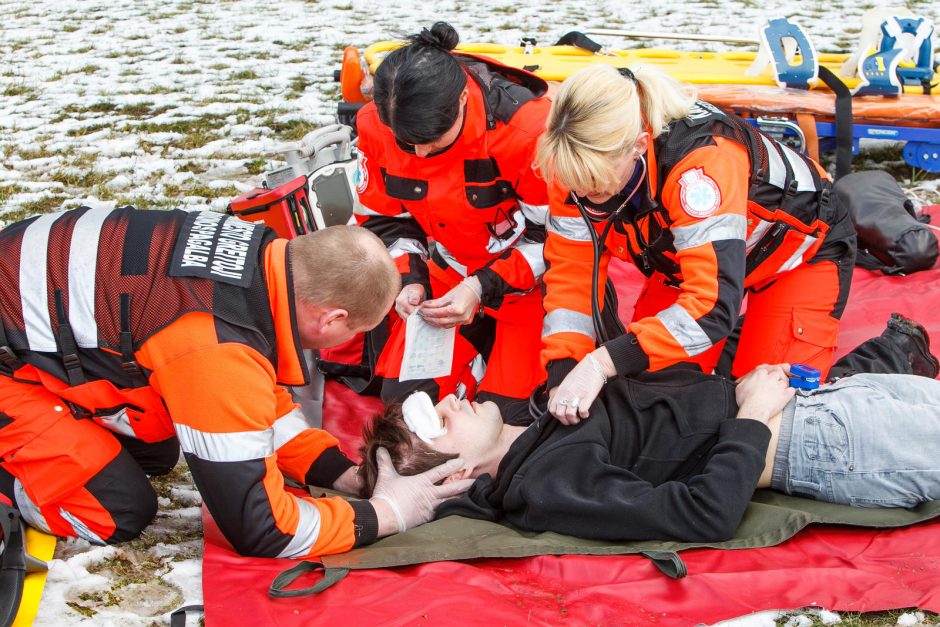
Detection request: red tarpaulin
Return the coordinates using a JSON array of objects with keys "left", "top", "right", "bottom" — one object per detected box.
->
[{"left": 203, "top": 206, "right": 940, "bottom": 626}]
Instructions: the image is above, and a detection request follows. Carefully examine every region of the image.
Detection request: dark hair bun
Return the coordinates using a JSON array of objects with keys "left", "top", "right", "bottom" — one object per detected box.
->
[{"left": 410, "top": 21, "right": 459, "bottom": 51}]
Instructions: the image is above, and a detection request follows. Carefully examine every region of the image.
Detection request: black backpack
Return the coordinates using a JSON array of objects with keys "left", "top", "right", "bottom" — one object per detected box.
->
[{"left": 833, "top": 170, "right": 938, "bottom": 275}]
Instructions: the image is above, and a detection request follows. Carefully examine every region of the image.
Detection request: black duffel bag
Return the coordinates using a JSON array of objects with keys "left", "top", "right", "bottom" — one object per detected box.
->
[{"left": 833, "top": 170, "right": 938, "bottom": 275}]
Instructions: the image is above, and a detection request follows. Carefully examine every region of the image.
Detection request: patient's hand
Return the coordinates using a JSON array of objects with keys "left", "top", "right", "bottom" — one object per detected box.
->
[{"left": 735, "top": 364, "right": 795, "bottom": 424}]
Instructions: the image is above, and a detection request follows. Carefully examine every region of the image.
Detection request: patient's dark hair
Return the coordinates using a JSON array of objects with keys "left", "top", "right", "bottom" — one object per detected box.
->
[
  {"left": 358, "top": 403, "right": 459, "bottom": 498},
  {"left": 372, "top": 21, "right": 468, "bottom": 145}
]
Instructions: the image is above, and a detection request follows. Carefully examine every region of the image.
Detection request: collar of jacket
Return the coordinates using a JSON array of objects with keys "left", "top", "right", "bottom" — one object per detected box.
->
[
  {"left": 263, "top": 238, "right": 309, "bottom": 387},
  {"left": 453, "top": 72, "right": 488, "bottom": 151}
]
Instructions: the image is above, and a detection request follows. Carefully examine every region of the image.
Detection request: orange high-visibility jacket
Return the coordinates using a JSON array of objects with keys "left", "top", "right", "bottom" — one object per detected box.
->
[
  {"left": 354, "top": 55, "right": 551, "bottom": 308},
  {"left": 542, "top": 101, "right": 847, "bottom": 383},
  {"left": 0, "top": 207, "right": 373, "bottom": 558}
]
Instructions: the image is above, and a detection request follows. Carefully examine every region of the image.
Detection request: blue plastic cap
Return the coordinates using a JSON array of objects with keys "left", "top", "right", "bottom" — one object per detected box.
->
[{"left": 789, "top": 363, "right": 821, "bottom": 390}]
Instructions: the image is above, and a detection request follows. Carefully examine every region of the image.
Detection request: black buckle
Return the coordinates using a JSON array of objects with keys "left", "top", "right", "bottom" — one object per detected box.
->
[
  {"left": 0, "top": 346, "right": 22, "bottom": 370},
  {"left": 62, "top": 353, "right": 81, "bottom": 372},
  {"left": 121, "top": 360, "right": 143, "bottom": 377}
]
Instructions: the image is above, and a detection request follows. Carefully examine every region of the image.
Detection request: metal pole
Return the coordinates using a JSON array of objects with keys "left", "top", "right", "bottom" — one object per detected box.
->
[{"left": 582, "top": 28, "right": 759, "bottom": 46}]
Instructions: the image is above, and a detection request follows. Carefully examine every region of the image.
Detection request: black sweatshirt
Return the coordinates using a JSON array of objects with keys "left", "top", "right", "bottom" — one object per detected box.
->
[{"left": 436, "top": 369, "right": 771, "bottom": 542}]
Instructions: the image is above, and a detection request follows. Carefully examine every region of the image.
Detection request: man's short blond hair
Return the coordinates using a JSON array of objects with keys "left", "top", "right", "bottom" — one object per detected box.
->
[{"left": 289, "top": 225, "right": 400, "bottom": 327}]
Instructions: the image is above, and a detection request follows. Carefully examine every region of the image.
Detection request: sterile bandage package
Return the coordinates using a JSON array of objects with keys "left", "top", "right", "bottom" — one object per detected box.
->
[{"left": 399, "top": 313, "right": 456, "bottom": 382}]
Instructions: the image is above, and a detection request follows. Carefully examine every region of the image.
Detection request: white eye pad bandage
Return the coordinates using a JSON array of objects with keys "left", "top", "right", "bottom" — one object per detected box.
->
[{"left": 402, "top": 392, "right": 447, "bottom": 444}]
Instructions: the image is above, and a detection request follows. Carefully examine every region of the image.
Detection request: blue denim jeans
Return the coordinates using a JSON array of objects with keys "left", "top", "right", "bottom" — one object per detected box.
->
[{"left": 772, "top": 374, "right": 940, "bottom": 508}]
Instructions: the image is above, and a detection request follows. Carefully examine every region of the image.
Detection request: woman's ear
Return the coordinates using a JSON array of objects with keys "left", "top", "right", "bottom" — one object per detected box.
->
[
  {"left": 442, "top": 466, "right": 473, "bottom": 484},
  {"left": 633, "top": 131, "right": 651, "bottom": 156}
]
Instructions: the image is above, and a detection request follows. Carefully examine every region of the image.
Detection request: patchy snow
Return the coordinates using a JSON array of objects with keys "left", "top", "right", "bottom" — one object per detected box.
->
[{"left": 2, "top": 0, "right": 939, "bottom": 625}]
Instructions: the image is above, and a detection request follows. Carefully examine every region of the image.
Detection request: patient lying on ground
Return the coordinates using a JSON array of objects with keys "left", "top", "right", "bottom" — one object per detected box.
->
[{"left": 359, "top": 322, "right": 940, "bottom": 543}]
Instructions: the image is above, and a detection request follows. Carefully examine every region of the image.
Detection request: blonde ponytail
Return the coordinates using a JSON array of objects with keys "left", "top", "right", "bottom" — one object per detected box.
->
[{"left": 537, "top": 64, "right": 696, "bottom": 193}]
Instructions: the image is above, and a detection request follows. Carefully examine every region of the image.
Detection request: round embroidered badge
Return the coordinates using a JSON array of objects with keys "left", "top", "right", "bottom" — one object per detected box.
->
[
  {"left": 678, "top": 168, "right": 721, "bottom": 218},
  {"left": 354, "top": 152, "right": 369, "bottom": 195}
]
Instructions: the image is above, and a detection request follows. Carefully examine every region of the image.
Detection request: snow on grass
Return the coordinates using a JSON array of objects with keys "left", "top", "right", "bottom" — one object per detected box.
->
[{"left": 2, "top": 0, "right": 939, "bottom": 625}]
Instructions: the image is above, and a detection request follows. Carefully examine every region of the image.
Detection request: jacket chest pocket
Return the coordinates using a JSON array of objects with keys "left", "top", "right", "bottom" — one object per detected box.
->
[
  {"left": 383, "top": 171, "right": 429, "bottom": 203},
  {"left": 465, "top": 180, "right": 517, "bottom": 236}
]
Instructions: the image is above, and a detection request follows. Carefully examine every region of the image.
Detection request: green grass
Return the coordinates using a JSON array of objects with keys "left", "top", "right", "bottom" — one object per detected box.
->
[
  {"left": 776, "top": 609, "right": 939, "bottom": 626},
  {"left": 2, "top": 82, "right": 36, "bottom": 97},
  {"left": 229, "top": 69, "right": 259, "bottom": 80},
  {"left": 163, "top": 180, "right": 241, "bottom": 199},
  {"left": 287, "top": 74, "right": 312, "bottom": 99},
  {"left": 263, "top": 117, "right": 318, "bottom": 141},
  {"left": 65, "top": 122, "right": 110, "bottom": 137},
  {"left": 0, "top": 184, "right": 25, "bottom": 202},
  {"left": 244, "top": 156, "right": 268, "bottom": 175},
  {"left": 3, "top": 196, "right": 68, "bottom": 221}
]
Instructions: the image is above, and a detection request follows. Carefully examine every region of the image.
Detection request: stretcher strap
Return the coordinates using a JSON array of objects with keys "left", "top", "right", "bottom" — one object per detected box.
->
[
  {"left": 0, "top": 505, "right": 26, "bottom": 627},
  {"left": 640, "top": 551, "right": 687, "bottom": 579},
  {"left": 269, "top": 561, "right": 350, "bottom": 598},
  {"left": 553, "top": 31, "right": 604, "bottom": 53},
  {"left": 795, "top": 113, "right": 820, "bottom": 162},
  {"left": 817, "top": 66, "right": 853, "bottom": 180},
  {"left": 169, "top": 604, "right": 204, "bottom": 627}
]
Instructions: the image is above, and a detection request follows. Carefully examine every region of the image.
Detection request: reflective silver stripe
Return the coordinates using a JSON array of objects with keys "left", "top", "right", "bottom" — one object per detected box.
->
[
  {"left": 175, "top": 423, "right": 274, "bottom": 462},
  {"left": 761, "top": 135, "right": 787, "bottom": 189},
  {"left": 470, "top": 354, "right": 486, "bottom": 384},
  {"left": 20, "top": 212, "right": 62, "bottom": 352},
  {"left": 760, "top": 135, "right": 816, "bottom": 192},
  {"left": 14, "top": 479, "right": 51, "bottom": 535},
  {"left": 745, "top": 219, "right": 774, "bottom": 252},
  {"left": 777, "top": 235, "right": 817, "bottom": 273},
  {"left": 519, "top": 201, "right": 549, "bottom": 225},
  {"left": 276, "top": 497, "right": 323, "bottom": 558},
  {"left": 387, "top": 237, "right": 428, "bottom": 259},
  {"left": 435, "top": 242, "right": 468, "bottom": 277},
  {"left": 354, "top": 201, "right": 413, "bottom": 219},
  {"left": 542, "top": 308, "right": 595, "bottom": 340},
  {"left": 671, "top": 214, "right": 746, "bottom": 251},
  {"left": 656, "top": 304, "right": 713, "bottom": 356},
  {"left": 547, "top": 214, "right": 593, "bottom": 242},
  {"left": 780, "top": 143, "right": 817, "bottom": 192},
  {"left": 96, "top": 408, "right": 137, "bottom": 438},
  {"left": 68, "top": 208, "right": 114, "bottom": 347},
  {"left": 485, "top": 215, "right": 525, "bottom": 255},
  {"left": 272, "top": 407, "right": 310, "bottom": 450},
  {"left": 515, "top": 239, "right": 546, "bottom": 279},
  {"left": 60, "top": 509, "right": 106, "bottom": 545}
]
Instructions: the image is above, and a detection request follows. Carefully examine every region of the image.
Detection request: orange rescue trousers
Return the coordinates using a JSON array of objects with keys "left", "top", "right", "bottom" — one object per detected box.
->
[
  {"left": 634, "top": 254, "right": 853, "bottom": 380},
  {"left": 0, "top": 365, "right": 178, "bottom": 544},
  {"left": 377, "top": 261, "right": 546, "bottom": 405}
]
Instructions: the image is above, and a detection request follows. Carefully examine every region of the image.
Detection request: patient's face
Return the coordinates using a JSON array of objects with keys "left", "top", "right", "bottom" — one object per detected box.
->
[{"left": 428, "top": 395, "right": 503, "bottom": 473}]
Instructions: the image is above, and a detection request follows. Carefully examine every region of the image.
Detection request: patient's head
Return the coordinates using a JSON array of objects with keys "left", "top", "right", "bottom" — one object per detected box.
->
[{"left": 358, "top": 394, "right": 505, "bottom": 498}]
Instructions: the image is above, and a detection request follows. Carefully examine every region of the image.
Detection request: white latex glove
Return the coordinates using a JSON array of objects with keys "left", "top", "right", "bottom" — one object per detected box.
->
[
  {"left": 419, "top": 277, "right": 482, "bottom": 329},
  {"left": 548, "top": 351, "right": 612, "bottom": 425},
  {"left": 369, "top": 447, "right": 474, "bottom": 534},
  {"left": 395, "top": 283, "right": 426, "bottom": 320}
]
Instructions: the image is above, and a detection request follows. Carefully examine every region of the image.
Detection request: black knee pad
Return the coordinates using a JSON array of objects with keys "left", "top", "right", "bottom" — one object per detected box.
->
[
  {"left": 86, "top": 449, "right": 159, "bottom": 543},
  {"left": 114, "top": 434, "right": 181, "bottom": 477}
]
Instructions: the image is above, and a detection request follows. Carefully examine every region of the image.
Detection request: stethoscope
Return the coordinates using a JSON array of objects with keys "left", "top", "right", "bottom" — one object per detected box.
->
[
  {"left": 569, "top": 154, "right": 648, "bottom": 345},
  {"left": 526, "top": 154, "right": 648, "bottom": 423}
]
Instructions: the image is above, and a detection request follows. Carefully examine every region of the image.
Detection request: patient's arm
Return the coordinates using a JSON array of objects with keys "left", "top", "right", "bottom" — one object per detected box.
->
[{"left": 509, "top": 420, "right": 772, "bottom": 543}]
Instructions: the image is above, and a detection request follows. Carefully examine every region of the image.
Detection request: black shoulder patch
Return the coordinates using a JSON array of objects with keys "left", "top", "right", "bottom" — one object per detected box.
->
[
  {"left": 683, "top": 100, "right": 727, "bottom": 127},
  {"left": 168, "top": 211, "right": 265, "bottom": 287}
]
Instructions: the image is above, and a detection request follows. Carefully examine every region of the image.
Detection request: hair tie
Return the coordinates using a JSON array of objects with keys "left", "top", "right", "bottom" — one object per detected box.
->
[{"left": 618, "top": 67, "right": 637, "bottom": 82}]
